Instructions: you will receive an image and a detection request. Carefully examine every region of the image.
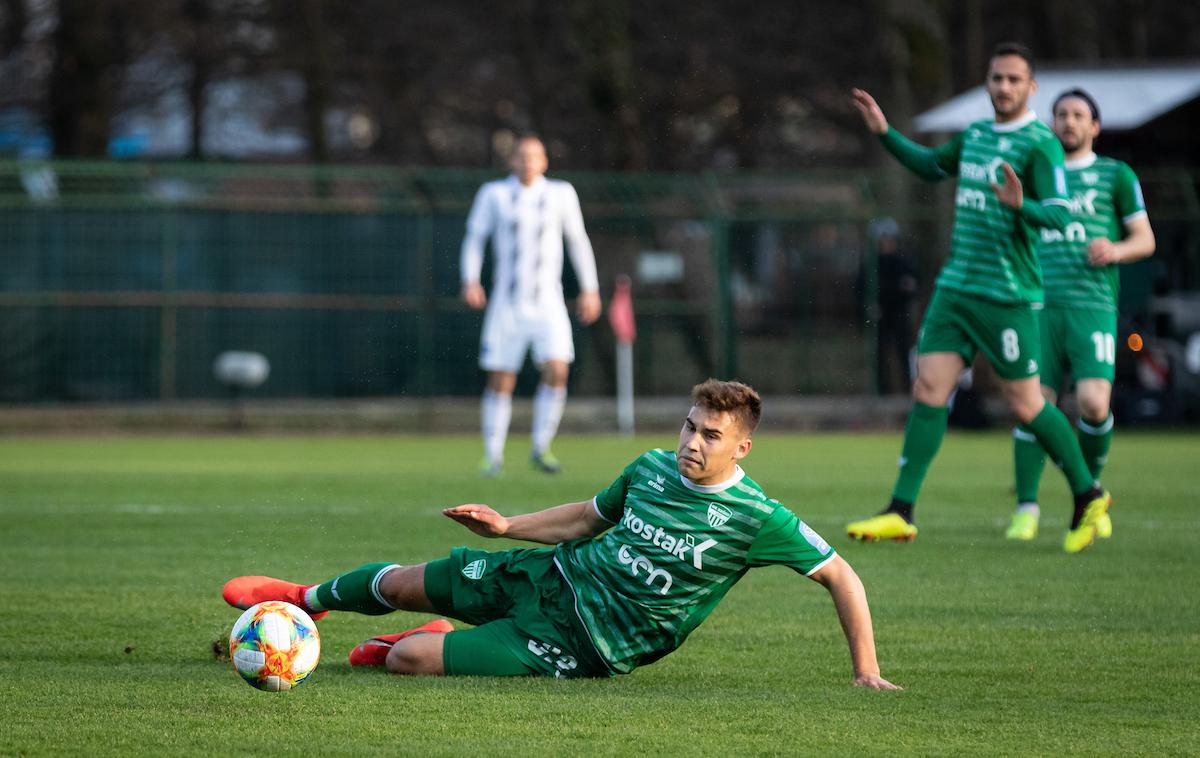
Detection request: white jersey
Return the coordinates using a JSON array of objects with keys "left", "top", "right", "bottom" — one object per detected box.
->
[{"left": 461, "top": 175, "right": 599, "bottom": 313}]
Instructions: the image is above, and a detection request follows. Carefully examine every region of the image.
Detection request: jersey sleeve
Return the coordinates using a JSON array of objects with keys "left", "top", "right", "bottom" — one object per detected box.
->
[
  {"left": 561, "top": 183, "right": 600, "bottom": 292},
  {"left": 460, "top": 185, "right": 494, "bottom": 285},
  {"left": 745, "top": 505, "right": 837, "bottom": 575},
  {"left": 879, "top": 127, "right": 962, "bottom": 182},
  {"left": 592, "top": 456, "right": 640, "bottom": 522},
  {"left": 1018, "top": 136, "right": 1071, "bottom": 230},
  {"left": 1114, "top": 162, "right": 1149, "bottom": 226}
]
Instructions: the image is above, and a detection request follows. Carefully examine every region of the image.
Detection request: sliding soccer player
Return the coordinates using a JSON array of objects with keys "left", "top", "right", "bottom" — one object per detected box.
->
[{"left": 224, "top": 379, "right": 899, "bottom": 688}]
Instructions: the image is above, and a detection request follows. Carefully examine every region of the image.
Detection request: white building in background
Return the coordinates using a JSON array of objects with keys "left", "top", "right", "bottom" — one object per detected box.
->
[{"left": 913, "top": 65, "right": 1200, "bottom": 133}]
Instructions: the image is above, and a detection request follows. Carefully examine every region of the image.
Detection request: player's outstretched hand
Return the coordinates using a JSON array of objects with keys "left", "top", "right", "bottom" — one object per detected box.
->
[
  {"left": 990, "top": 162, "right": 1024, "bottom": 209},
  {"left": 443, "top": 504, "right": 509, "bottom": 537},
  {"left": 462, "top": 282, "right": 487, "bottom": 310},
  {"left": 576, "top": 290, "right": 602, "bottom": 325},
  {"left": 853, "top": 674, "right": 903, "bottom": 690},
  {"left": 851, "top": 89, "right": 889, "bottom": 135}
]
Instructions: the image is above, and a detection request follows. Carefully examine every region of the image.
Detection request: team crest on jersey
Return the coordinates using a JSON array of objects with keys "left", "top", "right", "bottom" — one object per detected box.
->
[
  {"left": 998, "top": 137, "right": 1012, "bottom": 153},
  {"left": 462, "top": 559, "right": 487, "bottom": 580},
  {"left": 1082, "top": 171, "right": 1099, "bottom": 186},
  {"left": 707, "top": 504, "right": 733, "bottom": 528}
]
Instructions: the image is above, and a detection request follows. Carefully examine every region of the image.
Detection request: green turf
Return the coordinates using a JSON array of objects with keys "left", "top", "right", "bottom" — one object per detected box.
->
[{"left": 2, "top": 430, "right": 1198, "bottom": 755}]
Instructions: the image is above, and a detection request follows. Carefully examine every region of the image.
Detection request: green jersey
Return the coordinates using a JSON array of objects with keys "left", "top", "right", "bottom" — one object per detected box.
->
[
  {"left": 553, "top": 449, "right": 836, "bottom": 674},
  {"left": 1037, "top": 153, "right": 1147, "bottom": 311},
  {"left": 880, "top": 112, "right": 1072, "bottom": 304}
]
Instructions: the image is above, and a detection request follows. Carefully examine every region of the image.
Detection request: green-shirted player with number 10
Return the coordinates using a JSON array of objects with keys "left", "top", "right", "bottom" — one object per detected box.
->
[
  {"left": 845, "top": 42, "right": 1112, "bottom": 553},
  {"left": 223, "top": 379, "right": 900, "bottom": 689},
  {"left": 1005, "top": 88, "right": 1155, "bottom": 543}
]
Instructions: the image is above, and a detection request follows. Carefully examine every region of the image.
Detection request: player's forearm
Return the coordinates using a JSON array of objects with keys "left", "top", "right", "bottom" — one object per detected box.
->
[
  {"left": 564, "top": 236, "right": 600, "bottom": 292},
  {"left": 879, "top": 128, "right": 948, "bottom": 182},
  {"left": 1021, "top": 147, "right": 1072, "bottom": 230},
  {"left": 822, "top": 561, "right": 884, "bottom": 678},
  {"left": 1019, "top": 198, "right": 1071, "bottom": 230},
  {"left": 460, "top": 232, "right": 487, "bottom": 285},
  {"left": 505, "top": 501, "right": 601, "bottom": 544},
  {"left": 1115, "top": 225, "right": 1156, "bottom": 262}
]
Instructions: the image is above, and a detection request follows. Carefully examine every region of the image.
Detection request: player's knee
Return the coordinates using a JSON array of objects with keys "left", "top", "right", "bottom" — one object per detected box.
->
[
  {"left": 385, "top": 637, "right": 443, "bottom": 676},
  {"left": 487, "top": 373, "right": 517, "bottom": 394},
  {"left": 912, "top": 374, "right": 950, "bottom": 405},
  {"left": 540, "top": 362, "right": 569, "bottom": 387},
  {"left": 1009, "top": 395, "right": 1044, "bottom": 424},
  {"left": 1004, "top": 388, "right": 1038, "bottom": 422},
  {"left": 1077, "top": 394, "right": 1110, "bottom": 423},
  {"left": 377, "top": 565, "right": 435, "bottom": 612},
  {"left": 384, "top": 642, "right": 421, "bottom": 674}
]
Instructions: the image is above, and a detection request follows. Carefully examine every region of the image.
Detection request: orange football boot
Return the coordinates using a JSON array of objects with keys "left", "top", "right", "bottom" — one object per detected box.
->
[
  {"left": 348, "top": 619, "right": 455, "bottom": 666},
  {"left": 222, "top": 575, "right": 328, "bottom": 621}
]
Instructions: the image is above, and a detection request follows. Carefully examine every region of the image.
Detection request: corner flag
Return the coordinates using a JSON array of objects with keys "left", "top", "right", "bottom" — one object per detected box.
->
[{"left": 609, "top": 275, "right": 636, "bottom": 435}]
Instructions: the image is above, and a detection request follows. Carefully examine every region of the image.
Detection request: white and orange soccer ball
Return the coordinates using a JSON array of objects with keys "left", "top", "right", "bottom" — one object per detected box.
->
[{"left": 229, "top": 601, "right": 320, "bottom": 691}]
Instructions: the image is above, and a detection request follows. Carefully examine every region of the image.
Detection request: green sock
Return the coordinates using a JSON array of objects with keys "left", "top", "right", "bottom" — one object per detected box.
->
[
  {"left": 1013, "top": 424, "right": 1047, "bottom": 504},
  {"left": 1025, "top": 404, "right": 1094, "bottom": 496},
  {"left": 1077, "top": 413, "right": 1114, "bottom": 480},
  {"left": 891, "top": 401, "right": 948, "bottom": 504},
  {"left": 312, "top": 562, "right": 398, "bottom": 616}
]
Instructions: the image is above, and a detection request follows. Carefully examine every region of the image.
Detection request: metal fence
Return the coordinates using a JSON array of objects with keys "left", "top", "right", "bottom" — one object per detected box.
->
[{"left": 0, "top": 160, "right": 1197, "bottom": 402}]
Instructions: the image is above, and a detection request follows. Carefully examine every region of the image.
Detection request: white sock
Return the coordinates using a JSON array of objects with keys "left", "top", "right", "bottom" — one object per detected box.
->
[
  {"left": 531, "top": 383, "right": 567, "bottom": 454},
  {"left": 482, "top": 389, "right": 512, "bottom": 464},
  {"left": 1016, "top": 502, "right": 1040, "bottom": 517},
  {"left": 303, "top": 585, "right": 324, "bottom": 612}
]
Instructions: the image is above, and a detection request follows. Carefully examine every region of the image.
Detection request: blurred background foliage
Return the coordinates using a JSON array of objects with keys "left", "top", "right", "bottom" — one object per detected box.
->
[{"left": 2, "top": 0, "right": 1195, "bottom": 168}]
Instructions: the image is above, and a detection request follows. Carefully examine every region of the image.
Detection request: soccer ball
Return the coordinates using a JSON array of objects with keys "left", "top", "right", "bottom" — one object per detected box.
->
[{"left": 229, "top": 601, "right": 320, "bottom": 691}]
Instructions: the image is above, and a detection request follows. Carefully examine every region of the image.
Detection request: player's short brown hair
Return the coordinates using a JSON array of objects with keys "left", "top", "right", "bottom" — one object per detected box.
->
[
  {"left": 691, "top": 378, "right": 762, "bottom": 435},
  {"left": 990, "top": 42, "right": 1035, "bottom": 74}
]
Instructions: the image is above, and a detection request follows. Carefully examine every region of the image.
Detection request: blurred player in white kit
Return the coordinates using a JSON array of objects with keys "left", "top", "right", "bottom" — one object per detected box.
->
[{"left": 460, "top": 134, "right": 602, "bottom": 476}]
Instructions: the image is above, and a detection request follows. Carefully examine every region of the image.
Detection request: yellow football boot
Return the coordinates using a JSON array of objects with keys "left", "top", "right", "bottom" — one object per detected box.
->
[
  {"left": 1005, "top": 509, "right": 1039, "bottom": 541},
  {"left": 1094, "top": 512, "right": 1113, "bottom": 539},
  {"left": 1064, "top": 489, "right": 1112, "bottom": 553},
  {"left": 846, "top": 512, "right": 917, "bottom": 542},
  {"left": 1063, "top": 522, "right": 1097, "bottom": 553}
]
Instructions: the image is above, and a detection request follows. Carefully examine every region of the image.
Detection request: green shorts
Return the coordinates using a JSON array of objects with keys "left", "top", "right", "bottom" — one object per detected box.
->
[
  {"left": 917, "top": 288, "right": 1042, "bottom": 380},
  {"left": 423, "top": 546, "right": 611, "bottom": 679},
  {"left": 1038, "top": 307, "right": 1117, "bottom": 393}
]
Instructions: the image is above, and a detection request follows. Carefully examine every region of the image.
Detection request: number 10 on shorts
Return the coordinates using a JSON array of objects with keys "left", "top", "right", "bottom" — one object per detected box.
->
[{"left": 1091, "top": 331, "right": 1115, "bottom": 365}]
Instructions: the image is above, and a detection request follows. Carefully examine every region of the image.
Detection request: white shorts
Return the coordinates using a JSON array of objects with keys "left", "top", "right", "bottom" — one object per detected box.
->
[{"left": 479, "top": 302, "right": 575, "bottom": 372}]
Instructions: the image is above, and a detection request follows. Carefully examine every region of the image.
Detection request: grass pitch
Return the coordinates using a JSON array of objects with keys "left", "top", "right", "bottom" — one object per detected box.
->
[{"left": 1, "top": 430, "right": 1198, "bottom": 755}]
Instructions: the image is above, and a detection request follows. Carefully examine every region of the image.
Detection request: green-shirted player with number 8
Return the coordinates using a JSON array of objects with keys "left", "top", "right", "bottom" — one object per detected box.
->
[
  {"left": 845, "top": 42, "right": 1112, "bottom": 553},
  {"left": 1005, "top": 88, "right": 1155, "bottom": 543},
  {"left": 222, "top": 379, "right": 900, "bottom": 689}
]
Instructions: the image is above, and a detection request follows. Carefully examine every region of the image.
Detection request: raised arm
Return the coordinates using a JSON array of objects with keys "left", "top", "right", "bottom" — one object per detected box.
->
[
  {"left": 853, "top": 89, "right": 960, "bottom": 183},
  {"left": 443, "top": 499, "right": 611, "bottom": 544},
  {"left": 808, "top": 555, "right": 901, "bottom": 690}
]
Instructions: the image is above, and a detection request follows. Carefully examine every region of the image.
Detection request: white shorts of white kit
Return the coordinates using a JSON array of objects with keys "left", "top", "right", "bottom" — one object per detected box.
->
[{"left": 479, "top": 302, "right": 574, "bottom": 372}]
